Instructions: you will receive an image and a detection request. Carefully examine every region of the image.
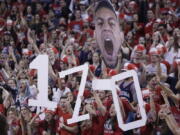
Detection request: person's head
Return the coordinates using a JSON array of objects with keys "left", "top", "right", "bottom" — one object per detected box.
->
[
  {"left": 59, "top": 96, "right": 69, "bottom": 112},
  {"left": 75, "top": 9, "right": 81, "bottom": 20},
  {"left": 131, "top": 44, "right": 146, "bottom": 63},
  {"left": 8, "top": 79, "right": 17, "bottom": 89},
  {"left": 67, "top": 92, "right": 74, "bottom": 103},
  {"left": 152, "top": 31, "right": 161, "bottom": 44},
  {"left": 27, "top": 6, "right": 32, "bottom": 14},
  {"left": 138, "top": 37, "right": 145, "bottom": 45},
  {"left": 149, "top": 48, "right": 160, "bottom": 63},
  {"left": 92, "top": 52, "right": 100, "bottom": 63},
  {"left": 97, "top": 90, "right": 106, "bottom": 100},
  {"left": 20, "top": 105, "right": 31, "bottom": 120},
  {"left": 70, "top": 76, "right": 78, "bottom": 89},
  {"left": 7, "top": 107, "right": 18, "bottom": 120},
  {"left": 94, "top": 0, "right": 124, "bottom": 69},
  {"left": 173, "top": 28, "right": 180, "bottom": 39},
  {"left": 65, "top": 45, "right": 73, "bottom": 55},
  {"left": 132, "top": 14, "right": 139, "bottom": 22},
  {"left": 147, "top": 10, "right": 154, "bottom": 21},
  {"left": 146, "top": 74, "right": 157, "bottom": 89},
  {"left": 44, "top": 110, "right": 54, "bottom": 122},
  {"left": 158, "top": 24, "right": 166, "bottom": 35},
  {"left": 19, "top": 79, "right": 27, "bottom": 92}
]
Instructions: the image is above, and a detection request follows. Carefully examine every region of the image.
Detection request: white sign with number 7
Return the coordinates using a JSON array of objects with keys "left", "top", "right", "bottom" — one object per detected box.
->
[{"left": 28, "top": 55, "right": 147, "bottom": 131}]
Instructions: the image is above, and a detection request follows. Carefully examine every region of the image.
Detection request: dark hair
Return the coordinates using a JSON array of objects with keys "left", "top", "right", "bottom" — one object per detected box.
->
[
  {"left": 95, "top": 0, "right": 116, "bottom": 17},
  {"left": 60, "top": 95, "right": 68, "bottom": 100},
  {"left": 0, "top": 114, "right": 8, "bottom": 135},
  {"left": 146, "top": 73, "right": 156, "bottom": 82}
]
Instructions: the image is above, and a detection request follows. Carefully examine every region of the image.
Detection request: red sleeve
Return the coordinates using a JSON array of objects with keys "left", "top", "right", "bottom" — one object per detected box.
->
[{"left": 121, "top": 99, "right": 134, "bottom": 114}]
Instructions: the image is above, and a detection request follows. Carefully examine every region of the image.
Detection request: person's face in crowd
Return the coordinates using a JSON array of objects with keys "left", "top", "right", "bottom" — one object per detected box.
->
[
  {"left": 97, "top": 90, "right": 105, "bottom": 100},
  {"left": 92, "top": 52, "right": 100, "bottom": 64},
  {"left": 47, "top": 49, "right": 55, "bottom": 63},
  {"left": 95, "top": 7, "right": 124, "bottom": 68},
  {"left": 27, "top": 6, "right": 32, "bottom": 14},
  {"left": 134, "top": 51, "right": 143, "bottom": 63},
  {"left": 8, "top": 79, "right": 16, "bottom": 89},
  {"left": 67, "top": 92, "right": 74, "bottom": 103},
  {"left": 48, "top": 86, "right": 52, "bottom": 95},
  {"left": 152, "top": 22, "right": 159, "bottom": 32},
  {"left": 60, "top": 61, "right": 67, "bottom": 70},
  {"left": 19, "top": 60, "right": 26, "bottom": 69},
  {"left": 7, "top": 110, "right": 16, "bottom": 120},
  {"left": 151, "top": 54, "right": 159, "bottom": 63},
  {"left": 45, "top": 112, "right": 53, "bottom": 122},
  {"left": 71, "top": 77, "right": 77, "bottom": 89},
  {"left": 168, "top": 36, "right": 174, "bottom": 46},
  {"left": 21, "top": 107, "right": 30, "bottom": 118},
  {"left": 52, "top": 30, "right": 57, "bottom": 39},
  {"left": 36, "top": 3, "right": 42, "bottom": 11},
  {"left": 66, "top": 45, "right": 73, "bottom": 55},
  {"left": 59, "top": 17, "right": 66, "bottom": 25},
  {"left": 109, "top": 104, "right": 116, "bottom": 117},
  {"left": 60, "top": 0, "right": 66, "bottom": 7},
  {"left": 147, "top": 10, "right": 154, "bottom": 21},
  {"left": 138, "top": 37, "right": 145, "bottom": 45},
  {"left": 133, "top": 14, "right": 138, "bottom": 22},
  {"left": 60, "top": 79, "right": 66, "bottom": 89},
  {"left": 148, "top": 76, "right": 158, "bottom": 89},
  {"left": 11, "top": 6, "right": 17, "bottom": 14},
  {"left": 35, "top": 14, "right": 40, "bottom": 22},
  {"left": 80, "top": 4, "right": 86, "bottom": 11},
  {"left": 158, "top": 26, "right": 165, "bottom": 35},
  {"left": 126, "top": 31, "right": 133, "bottom": 43},
  {"left": 59, "top": 98, "right": 69, "bottom": 112},
  {"left": 19, "top": 79, "right": 27, "bottom": 92},
  {"left": 173, "top": 28, "right": 180, "bottom": 38},
  {"left": 39, "top": 43, "right": 46, "bottom": 53},
  {"left": 152, "top": 31, "right": 160, "bottom": 43},
  {"left": 75, "top": 10, "right": 81, "bottom": 20}
]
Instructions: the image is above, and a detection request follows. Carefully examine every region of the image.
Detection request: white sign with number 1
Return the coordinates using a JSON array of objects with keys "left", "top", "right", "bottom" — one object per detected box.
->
[{"left": 28, "top": 55, "right": 147, "bottom": 131}]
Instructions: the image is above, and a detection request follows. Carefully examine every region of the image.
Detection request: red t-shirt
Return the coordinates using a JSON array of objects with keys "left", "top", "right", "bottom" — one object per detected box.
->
[
  {"left": 103, "top": 113, "right": 123, "bottom": 135},
  {"left": 57, "top": 108, "right": 77, "bottom": 135}
]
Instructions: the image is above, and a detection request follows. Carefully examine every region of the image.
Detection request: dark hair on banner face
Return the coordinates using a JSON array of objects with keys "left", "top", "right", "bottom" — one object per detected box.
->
[{"left": 94, "top": 0, "right": 116, "bottom": 17}]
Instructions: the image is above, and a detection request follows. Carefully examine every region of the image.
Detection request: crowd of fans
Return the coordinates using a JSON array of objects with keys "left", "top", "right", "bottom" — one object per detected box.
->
[{"left": 0, "top": 0, "right": 179, "bottom": 135}]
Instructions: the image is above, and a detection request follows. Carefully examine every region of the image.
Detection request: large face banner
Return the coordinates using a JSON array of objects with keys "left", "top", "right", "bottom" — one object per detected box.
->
[{"left": 29, "top": 0, "right": 147, "bottom": 132}]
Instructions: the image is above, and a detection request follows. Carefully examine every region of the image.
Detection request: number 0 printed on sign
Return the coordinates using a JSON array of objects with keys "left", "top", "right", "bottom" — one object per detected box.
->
[
  {"left": 93, "top": 71, "right": 147, "bottom": 131},
  {"left": 28, "top": 55, "right": 147, "bottom": 131}
]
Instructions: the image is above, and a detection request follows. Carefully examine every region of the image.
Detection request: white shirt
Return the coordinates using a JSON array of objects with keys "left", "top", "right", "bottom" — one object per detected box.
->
[
  {"left": 52, "top": 87, "right": 71, "bottom": 103},
  {"left": 146, "top": 63, "right": 167, "bottom": 74}
]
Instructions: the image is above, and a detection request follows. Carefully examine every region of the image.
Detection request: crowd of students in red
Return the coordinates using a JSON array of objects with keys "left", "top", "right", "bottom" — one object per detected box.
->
[{"left": 0, "top": 0, "right": 179, "bottom": 135}]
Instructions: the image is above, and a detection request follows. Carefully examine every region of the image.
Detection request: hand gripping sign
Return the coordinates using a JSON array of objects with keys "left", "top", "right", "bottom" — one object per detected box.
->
[{"left": 28, "top": 55, "right": 147, "bottom": 131}]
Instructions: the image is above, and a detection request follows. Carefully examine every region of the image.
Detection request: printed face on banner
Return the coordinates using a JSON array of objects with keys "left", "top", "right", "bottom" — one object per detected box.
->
[
  {"left": 95, "top": 7, "right": 124, "bottom": 69},
  {"left": 28, "top": 1, "right": 146, "bottom": 132}
]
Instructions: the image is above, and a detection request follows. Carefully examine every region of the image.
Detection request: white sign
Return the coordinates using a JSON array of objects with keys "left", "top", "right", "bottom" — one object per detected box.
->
[{"left": 28, "top": 55, "right": 147, "bottom": 131}]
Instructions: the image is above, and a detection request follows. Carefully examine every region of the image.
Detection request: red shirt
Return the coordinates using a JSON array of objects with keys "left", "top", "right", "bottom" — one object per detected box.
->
[{"left": 57, "top": 108, "right": 77, "bottom": 135}]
